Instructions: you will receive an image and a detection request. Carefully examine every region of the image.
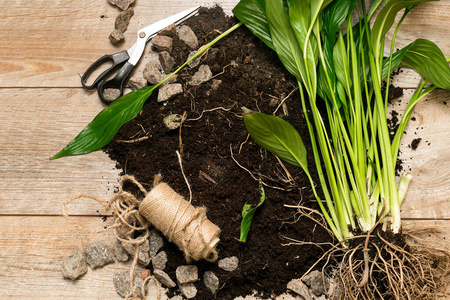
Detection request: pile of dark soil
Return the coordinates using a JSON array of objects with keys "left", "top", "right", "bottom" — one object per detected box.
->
[{"left": 104, "top": 6, "right": 334, "bottom": 299}]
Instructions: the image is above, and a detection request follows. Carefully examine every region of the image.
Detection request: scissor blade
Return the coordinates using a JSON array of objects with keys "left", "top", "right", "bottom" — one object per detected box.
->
[
  {"left": 139, "top": 6, "right": 200, "bottom": 41},
  {"left": 126, "top": 6, "right": 199, "bottom": 66}
]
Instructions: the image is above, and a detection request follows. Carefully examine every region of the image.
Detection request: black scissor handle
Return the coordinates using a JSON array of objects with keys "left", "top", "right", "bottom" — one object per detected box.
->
[
  {"left": 96, "top": 61, "right": 135, "bottom": 105},
  {"left": 81, "top": 50, "right": 130, "bottom": 90}
]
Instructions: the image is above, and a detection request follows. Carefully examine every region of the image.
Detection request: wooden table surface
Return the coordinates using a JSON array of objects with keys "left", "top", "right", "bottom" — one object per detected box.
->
[{"left": 0, "top": 1, "right": 449, "bottom": 299}]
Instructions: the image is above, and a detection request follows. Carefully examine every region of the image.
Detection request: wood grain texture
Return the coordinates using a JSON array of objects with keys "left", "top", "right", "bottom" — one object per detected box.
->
[
  {"left": 393, "top": 88, "right": 450, "bottom": 219},
  {"left": 0, "top": 88, "right": 120, "bottom": 215},
  {"left": 0, "top": 0, "right": 448, "bottom": 87},
  {"left": 0, "top": 216, "right": 166, "bottom": 300}
]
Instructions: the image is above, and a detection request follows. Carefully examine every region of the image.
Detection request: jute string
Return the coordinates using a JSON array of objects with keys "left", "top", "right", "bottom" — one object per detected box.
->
[
  {"left": 61, "top": 174, "right": 220, "bottom": 298},
  {"left": 139, "top": 174, "right": 220, "bottom": 262},
  {"left": 61, "top": 175, "right": 161, "bottom": 300}
]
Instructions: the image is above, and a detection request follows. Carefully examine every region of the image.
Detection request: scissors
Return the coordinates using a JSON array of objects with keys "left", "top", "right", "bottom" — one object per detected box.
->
[{"left": 81, "top": 6, "right": 200, "bottom": 105}]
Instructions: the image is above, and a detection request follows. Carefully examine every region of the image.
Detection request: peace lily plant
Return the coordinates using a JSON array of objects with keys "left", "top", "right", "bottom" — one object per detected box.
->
[{"left": 234, "top": 0, "right": 450, "bottom": 242}]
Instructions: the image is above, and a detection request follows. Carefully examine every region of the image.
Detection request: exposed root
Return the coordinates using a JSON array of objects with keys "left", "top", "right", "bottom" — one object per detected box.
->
[{"left": 332, "top": 227, "right": 450, "bottom": 300}]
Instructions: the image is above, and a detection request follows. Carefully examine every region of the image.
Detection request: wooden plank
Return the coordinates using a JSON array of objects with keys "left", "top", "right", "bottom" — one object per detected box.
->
[
  {"left": 391, "top": 89, "right": 450, "bottom": 219},
  {"left": 0, "top": 88, "right": 120, "bottom": 215},
  {"left": 0, "top": 215, "right": 166, "bottom": 299},
  {"left": 0, "top": 0, "right": 448, "bottom": 88}
]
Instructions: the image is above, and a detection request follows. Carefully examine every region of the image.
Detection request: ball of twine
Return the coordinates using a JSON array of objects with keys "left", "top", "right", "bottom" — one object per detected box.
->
[{"left": 139, "top": 178, "right": 220, "bottom": 262}]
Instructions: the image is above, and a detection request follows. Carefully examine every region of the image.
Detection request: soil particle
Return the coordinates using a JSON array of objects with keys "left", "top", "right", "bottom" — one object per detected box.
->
[
  {"left": 411, "top": 138, "right": 422, "bottom": 150},
  {"left": 104, "top": 6, "right": 334, "bottom": 299}
]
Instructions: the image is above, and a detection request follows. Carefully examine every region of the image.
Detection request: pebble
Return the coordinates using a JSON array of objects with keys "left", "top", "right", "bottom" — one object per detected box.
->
[
  {"left": 210, "top": 79, "right": 222, "bottom": 90},
  {"left": 153, "top": 269, "right": 176, "bottom": 288},
  {"left": 188, "top": 64, "right": 212, "bottom": 86},
  {"left": 178, "top": 282, "right": 197, "bottom": 299},
  {"left": 287, "top": 279, "right": 312, "bottom": 300},
  {"left": 109, "top": 29, "right": 125, "bottom": 44},
  {"left": 151, "top": 251, "right": 167, "bottom": 270},
  {"left": 187, "top": 51, "right": 201, "bottom": 69},
  {"left": 176, "top": 265, "right": 198, "bottom": 284},
  {"left": 113, "top": 241, "right": 129, "bottom": 262},
  {"left": 157, "top": 83, "right": 183, "bottom": 102},
  {"left": 143, "top": 61, "right": 164, "bottom": 84},
  {"left": 127, "top": 77, "right": 147, "bottom": 90},
  {"left": 149, "top": 229, "right": 164, "bottom": 258},
  {"left": 61, "top": 246, "right": 88, "bottom": 280},
  {"left": 141, "top": 269, "right": 151, "bottom": 280},
  {"left": 177, "top": 25, "right": 199, "bottom": 49},
  {"left": 120, "top": 239, "right": 150, "bottom": 266},
  {"left": 85, "top": 241, "right": 115, "bottom": 269},
  {"left": 159, "top": 23, "right": 176, "bottom": 37},
  {"left": 113, "top": 271, "right": 144, "bottom": 298},
  {"left": 115, "top": 8, "right": 134, "bottom": 33},
  {"left": 159, "top": 51, "right": 175, "bottom": 73},
  {"left": 302, "top": 270, "right": 329, "bottom": 296},
  {"left": 107, "top": 0, "right": 135, "bottom": 10},
  {"left": 163, "top": 114, "right": 184, "bottom": 130},
  {"left": 218, "top": 256, "right": 239, "bottom": 272},
  {"left": 152, "top": 35, "right": 173, "bottom": 53},
  {"left": 203, "top": 271, "right": 219, "bottom": 294}
]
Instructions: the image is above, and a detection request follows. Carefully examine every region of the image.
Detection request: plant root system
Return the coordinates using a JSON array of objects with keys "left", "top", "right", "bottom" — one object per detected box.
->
[{"left": 326, "top": 227, "right": 450, "bottom": 300}]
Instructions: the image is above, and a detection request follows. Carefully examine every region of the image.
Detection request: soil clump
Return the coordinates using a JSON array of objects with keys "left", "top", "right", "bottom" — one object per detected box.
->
[{"left": 104, "top": 6, "right": 334, "bottom": 299}]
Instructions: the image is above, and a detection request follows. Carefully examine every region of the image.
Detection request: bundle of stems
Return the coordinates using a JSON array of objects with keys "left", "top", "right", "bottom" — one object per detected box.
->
[{"left": 235, "top": 0, "right": 450, "bottom": 242}]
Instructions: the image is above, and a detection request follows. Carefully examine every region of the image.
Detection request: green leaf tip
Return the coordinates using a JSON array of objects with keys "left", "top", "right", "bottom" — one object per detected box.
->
[
  {"left": 51, "top": 86, "right": 156, "bottom": 159},
  {"left": 239, "top": 180, "right": 266, "bottom": 243}
]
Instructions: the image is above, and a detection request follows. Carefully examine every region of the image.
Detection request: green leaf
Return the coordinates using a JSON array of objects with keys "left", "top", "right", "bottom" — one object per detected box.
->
[
  {"left": 243, "top": 108, "right": 308, "bottom": 171},
  {"left": 266, "top": 0, "right": 306, "bottom": 83},
  {"left": 240, "top": 180, "right": 266, "bottom": 243},
  {"left": 371, "top": 0, "right": 436, "bottom": 56},
  {"left": 401, "top": 39, "right": 450, "bottom": 89},
  {"left": 381, "top": 43, "right": 413, "bottom": 80},
  {"left": 333, "top": 32, "right": 351, "bottom": 97},
  {"left": 233, "top": 0, "right": 274, "bottom": 50},
  {"left": 52, "top": 86, "right": 155, "bottom": 159}
]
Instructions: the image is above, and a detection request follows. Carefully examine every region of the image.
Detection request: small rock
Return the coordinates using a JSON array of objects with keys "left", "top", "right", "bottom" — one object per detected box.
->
[
  {"left": 177, "top": 25, "right": 199, "bottom": 49},
  {"left": 143, "top": 61, "right": 164, "bottom": 84},
  {"left": 115, "top": 8, "right": 134, "bottom": 33},
  {"left": 218, "top": 256, "right": 239, "bottom": 272},
  {"left": 157, "top": 83, "right": 183, "bottom": 102},
  {"left": 152, "top": 35, "right": 173, "bottom": 53},
  {"left": 153, "top": 269, "right": 176, "bottom": 288},
  {"left": 287, "top": 279, "right": 312, "bottom": 300},
  {"left": 152, "top": 251, "right": 167, "bottom": 270},
  {"left": 163, "top": 114, "right": 184, "bottom": 130},
  {"left": 159, "top": 23, "right": 176, "bottom": 37},
  {"left": 138, "top": 239, "right": 151, "bottom": 266},
  {"left": 113, "top": 271, "right": 144, "bottom": 298},
  {"left": 149, "top": 229, "right": 164, "bottom": 258},
  {"left": 113, "top": 241, "right": 129, "bottom": 262},
  {"left": 203, "top": 271, "right": 219, "bottom": 294},
  {"left": 109, "top": 29, "right": 125, "bottom": 45},
  {"left": 159, "top": 51, "right": 175, "bottom": 73},
  {"left": 103, "top": 88, "right": 121, "bottom": 101},
  {"left": 302, "top": 270, "right": 329, "bottom": 296},
  {"left": 85, "top": 241, "right": 115, "bottom": 269},
  {"left": 108, "top": 0, "right": 135, "bottom": 10},
  {"left": 187, "top": 51, "right": 201, "bottom": 69},
  {"left": 188, "top": 64, "right": 212, "bottom": 86},
  {"left": 178, "top": 282, "right": 197, "bottom": 299},
  {"left": 141, "top": 269, "right": 151, "bottom": 280},
  {"left": 168, "top": 296, "right": 184, "bottom": 300},
  {"left": 210, "top": 79, "right": 222, "bottom": 90},
  {"left": 120, "top": 239, "right": 150, "bottom": 266},
  {"left": 176, "top": 265, "right": 198, "bottom": 284},
  {"left": 127, "top": 77, "right": 147, "bottom": 90},
  {"left": 62, "top": 246, "right": 88, "bottom": 280}
]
